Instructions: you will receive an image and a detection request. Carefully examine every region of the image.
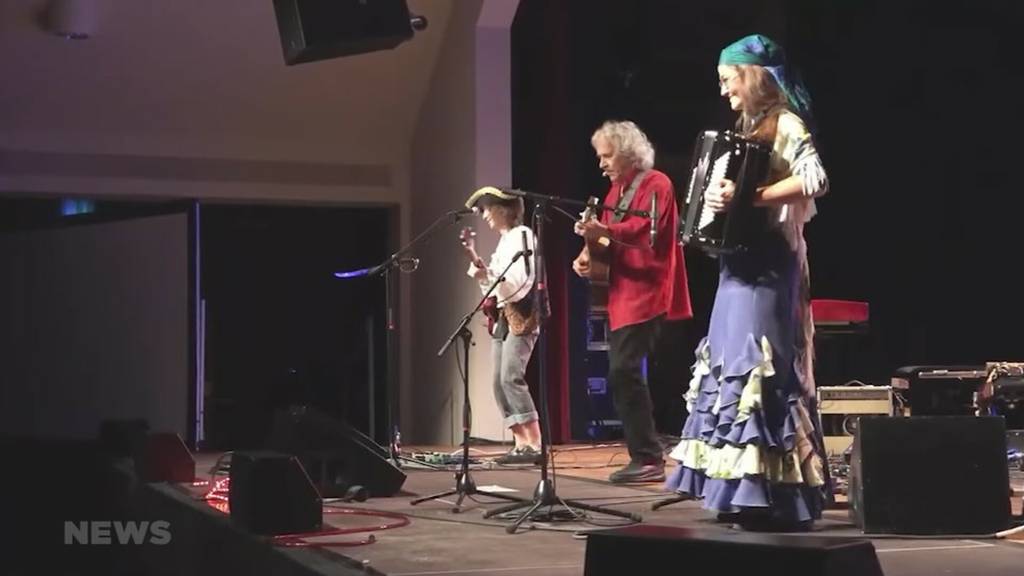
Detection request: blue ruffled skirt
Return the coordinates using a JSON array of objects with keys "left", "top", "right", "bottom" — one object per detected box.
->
[{"left": 666, "top": 233, "right": 826, "bottom": 525}]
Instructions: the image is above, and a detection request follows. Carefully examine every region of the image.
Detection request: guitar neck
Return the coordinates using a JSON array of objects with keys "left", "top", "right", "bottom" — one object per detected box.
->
[
  {"left": 459, "top": 227, "right": 487, "bottom": 269},
  {"left": 462, "top": 244, "right": 485, "bottom": 269}
]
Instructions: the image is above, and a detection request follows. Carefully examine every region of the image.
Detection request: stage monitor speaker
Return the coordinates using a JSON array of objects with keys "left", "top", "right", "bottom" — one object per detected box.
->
[
  {"left": 269, "top": 405, "right": 406, "bottom": 498},
  {"left": 271, "top": 0, "right": 426, "bottom": 65},
  {"left": 583, "top": 525, "right": 883, "bottom": 576},
  {"left": 850, "top": 415, "right": 1010, "bottom": 534},
  {"left": 139, "top": 432, "right": 195, "bottom": 483},
  {"left": 228, "top": 451, "right": 322, "bottom": 535}
]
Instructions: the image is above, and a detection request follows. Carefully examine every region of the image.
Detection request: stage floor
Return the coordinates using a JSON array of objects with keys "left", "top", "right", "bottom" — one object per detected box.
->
[{"left": 179, "top": 443, "right": 1024, "bottom": 576}]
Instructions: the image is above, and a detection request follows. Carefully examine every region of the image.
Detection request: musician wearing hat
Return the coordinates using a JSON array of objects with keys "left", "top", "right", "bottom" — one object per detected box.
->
[{"left": 461, "top": 186, "right": 543, "bottom": 465}]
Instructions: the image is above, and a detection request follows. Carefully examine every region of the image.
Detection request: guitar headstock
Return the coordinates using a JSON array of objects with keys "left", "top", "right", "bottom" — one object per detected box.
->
[
  {"left": 580, "top": 196, "right": 601, "bottom": 222},
  {"left": 459, "top": 227, "right": 480, "bottom": 263},
  {"left": 459, "top": 226, "right": 476, "bottom": 249}
]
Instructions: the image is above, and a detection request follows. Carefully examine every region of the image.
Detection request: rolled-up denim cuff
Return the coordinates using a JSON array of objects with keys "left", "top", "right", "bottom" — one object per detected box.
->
[{"left": 503, "top": 411, "right": 539, "bottom": 428}]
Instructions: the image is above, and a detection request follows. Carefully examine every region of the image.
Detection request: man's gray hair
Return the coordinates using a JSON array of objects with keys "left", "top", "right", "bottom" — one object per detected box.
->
[{"left": 590, "top": 120, "right": 655, "bottom": 170}]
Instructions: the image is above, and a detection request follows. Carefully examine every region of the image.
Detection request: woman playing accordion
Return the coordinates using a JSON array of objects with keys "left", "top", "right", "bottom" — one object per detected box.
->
[{"left": 666, "top": 34, "right": 830, "bottom": 532}]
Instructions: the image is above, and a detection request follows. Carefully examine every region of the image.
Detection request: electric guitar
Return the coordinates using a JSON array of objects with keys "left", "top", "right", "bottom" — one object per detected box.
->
[
  {"left": 459, "top": 227, "right": 499, "bottom": 334},
  {"left": 576, "top": 197, "right": 611, "bottom": 309}
]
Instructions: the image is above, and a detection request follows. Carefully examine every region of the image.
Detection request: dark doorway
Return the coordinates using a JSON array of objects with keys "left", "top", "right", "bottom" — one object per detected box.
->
[{"left": 200, "top": 203, "right": 393, "bottom": 450}]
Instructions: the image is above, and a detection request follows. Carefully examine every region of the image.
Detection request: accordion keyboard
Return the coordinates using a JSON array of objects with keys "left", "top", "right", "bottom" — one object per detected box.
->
[{"left": 697, "top": 151, "right": 732, "bottom": 230}]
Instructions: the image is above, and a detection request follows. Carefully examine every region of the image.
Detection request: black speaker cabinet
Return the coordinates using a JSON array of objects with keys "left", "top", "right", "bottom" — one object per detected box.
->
[
  {"left": 139, "top": 432, "right": 195, "bottom": 483},
  {"left": 272, "top": 0, "right": 417, "bottom": 65},
  {"left": 850, "top": 416, "right": 1010, "bottom": 534},
  {"left": 228, "top": 451, "right": 322, "bottom": 535},
  {"left": 269, "top": 405, "right": 406, "bottom": 498},
  {"left": 893, "top": 365, "right": 980, "bottom": 416},
  {"left": 583, "top": 525, "right": 883, "bottom": 576}
]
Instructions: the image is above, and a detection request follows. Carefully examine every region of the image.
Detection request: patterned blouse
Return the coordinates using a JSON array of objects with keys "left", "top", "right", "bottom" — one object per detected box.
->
[{"left": 765, "top": 111, "right": 829, "bottom": 250}]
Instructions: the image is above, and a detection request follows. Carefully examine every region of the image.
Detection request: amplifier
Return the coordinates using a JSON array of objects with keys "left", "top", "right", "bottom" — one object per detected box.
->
[{"left": 817, "top": 386, "right": 893, "bottom": 456}]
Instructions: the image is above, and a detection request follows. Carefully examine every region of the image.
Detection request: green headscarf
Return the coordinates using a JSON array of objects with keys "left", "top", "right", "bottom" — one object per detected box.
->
[{"left": 719, "top": 34, "right": 814, "bottom": 127}]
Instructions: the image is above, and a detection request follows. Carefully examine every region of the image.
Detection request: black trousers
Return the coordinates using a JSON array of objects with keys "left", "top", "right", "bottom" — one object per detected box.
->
[{"left": 608, "top": 314, "right": 664, "bottom": 464}]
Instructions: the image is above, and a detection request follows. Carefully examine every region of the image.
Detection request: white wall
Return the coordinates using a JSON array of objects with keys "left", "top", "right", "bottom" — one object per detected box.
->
[
  {"left": 0, "top": 0, "right": 450, "bottom": 166},
  {"left": 406, "top": 0, "right": 484, "bottom": 444},
  {"left": 0, "top": 0, "right": 519, "bottom": 445},
  {"left": 467, "top": 0, "right": 519, "bottom": 442},
  {"left": 406, "top": 0, "right": 519, "bottom": 444}
]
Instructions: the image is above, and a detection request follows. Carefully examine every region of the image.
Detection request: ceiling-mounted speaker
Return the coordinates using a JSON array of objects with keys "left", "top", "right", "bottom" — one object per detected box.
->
[
  {"left": 272, "top": 0, "right": 428, "bottom": 65},
  {"left": 42, "top": 0, "right": 99, "bottom": 40}
]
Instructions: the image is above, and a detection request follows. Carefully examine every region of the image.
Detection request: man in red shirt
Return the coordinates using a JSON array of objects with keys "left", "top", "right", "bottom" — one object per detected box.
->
[{"left": 573, "top": 120, "right": 693, "bottom": 483}]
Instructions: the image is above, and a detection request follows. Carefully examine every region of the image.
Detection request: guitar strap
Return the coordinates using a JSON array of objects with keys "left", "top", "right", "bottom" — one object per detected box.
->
[{"left": 610, "top": 170, "right": 649, "bottom": 224}]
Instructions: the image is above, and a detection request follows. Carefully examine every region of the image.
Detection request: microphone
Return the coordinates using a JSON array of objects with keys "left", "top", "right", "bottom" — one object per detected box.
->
[
  {"left": 521, "top": 229, "right": 532, "bottom": 276},
  {"left": 649, "top": 195, "right": 657, "bottom": 247},
  {"left": 451, "top": 208, "right": 475, "bottom": 216}
]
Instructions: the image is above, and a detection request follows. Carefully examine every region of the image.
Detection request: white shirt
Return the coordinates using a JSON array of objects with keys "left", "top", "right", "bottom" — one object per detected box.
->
[{"left": 466, "top": 224, "right": 536, "bottom": 307}]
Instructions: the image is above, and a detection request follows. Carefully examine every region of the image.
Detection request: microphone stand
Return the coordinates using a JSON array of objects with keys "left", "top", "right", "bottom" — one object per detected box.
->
[
  {"left": 409, "top": 250, "right": 531, "bottom": 512},
  {"left": 481, "top": 190, "right": 642, "bottom": 534},
  {"left": 334, "top": 209, "right": 473, "bottom": 468}
]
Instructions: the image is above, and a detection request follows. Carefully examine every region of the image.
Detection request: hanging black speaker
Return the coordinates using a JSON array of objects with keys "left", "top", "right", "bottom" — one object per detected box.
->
[{"left": 272, "top": 0, "right": 428, "bottom": 65}]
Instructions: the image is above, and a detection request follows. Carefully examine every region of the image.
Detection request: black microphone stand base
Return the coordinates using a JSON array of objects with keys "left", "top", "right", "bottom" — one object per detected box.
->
[
  {"left": 413, "top": 311, "right": 528, "bottom": 514},
  {"left": 650, "top": 493, "right": 693, "bottom": 511},
  {"left": 410, "top": 468, "right": 524, "bottom": 514},
  {"left": 483, "top": 477, "right": 641, "bottom": 534}
]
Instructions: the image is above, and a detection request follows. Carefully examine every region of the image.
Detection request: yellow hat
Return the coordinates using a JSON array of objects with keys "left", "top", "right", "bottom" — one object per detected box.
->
[{"left": 464, "top": 186, "right": 518, "bottom": 209}]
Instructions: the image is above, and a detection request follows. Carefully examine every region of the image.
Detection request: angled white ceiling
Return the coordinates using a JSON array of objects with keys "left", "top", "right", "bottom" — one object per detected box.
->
[{"left": 0, "top": 0, "right": 453, "bottom": 164}]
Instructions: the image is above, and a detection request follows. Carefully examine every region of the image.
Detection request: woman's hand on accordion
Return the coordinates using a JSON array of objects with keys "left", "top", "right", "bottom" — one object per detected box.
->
[{"left": 706, "top": 178, "right": 736, "bottom": 213}]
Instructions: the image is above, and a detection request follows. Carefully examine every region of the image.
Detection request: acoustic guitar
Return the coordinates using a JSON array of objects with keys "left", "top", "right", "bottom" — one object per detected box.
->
[
  {"left": 459, "top": 227, "right": 499, "bottom": 334},
  {"left": 576, "top": 197, "right": 611, "bottom": 310}
]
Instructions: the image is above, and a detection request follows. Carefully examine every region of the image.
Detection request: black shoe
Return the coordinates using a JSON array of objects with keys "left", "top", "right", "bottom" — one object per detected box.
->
[
  {"left": 608, "top": 460, "right": 665, "bottom": 484},
  {"left": 495, "top": 445, "right": 543, "bottom": 465}
]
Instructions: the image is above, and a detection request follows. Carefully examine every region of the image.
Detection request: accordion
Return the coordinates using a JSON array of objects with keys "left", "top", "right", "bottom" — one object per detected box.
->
[{"left": 679, "top": 130, "right": 772, "bottom": 254}]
